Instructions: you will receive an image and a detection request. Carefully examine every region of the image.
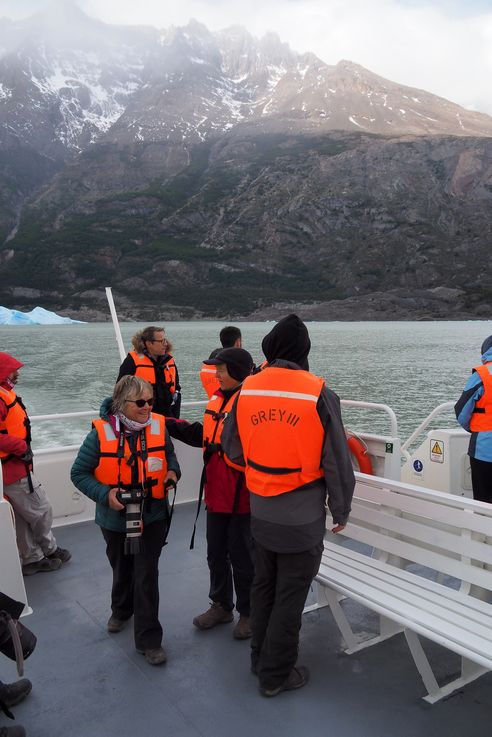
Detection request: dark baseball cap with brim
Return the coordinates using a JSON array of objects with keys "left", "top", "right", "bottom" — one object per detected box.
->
[{"left": 203, "top": 347, "right": 253, "bottom": 382}]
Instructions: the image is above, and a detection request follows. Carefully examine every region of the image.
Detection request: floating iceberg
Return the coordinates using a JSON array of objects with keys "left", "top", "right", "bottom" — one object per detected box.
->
[{"left": 0, "top": 306, "right": 85, "bottom": 325}]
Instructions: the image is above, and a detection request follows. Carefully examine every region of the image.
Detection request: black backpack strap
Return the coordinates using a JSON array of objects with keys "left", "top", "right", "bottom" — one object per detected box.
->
[{"left": 189, "top": 465, "right": 207, "bottom": 550}]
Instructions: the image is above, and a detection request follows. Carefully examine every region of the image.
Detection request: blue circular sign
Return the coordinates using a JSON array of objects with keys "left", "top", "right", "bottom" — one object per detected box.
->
[{"left": 413, "top": 459, "right": 423, "bottom": 473}]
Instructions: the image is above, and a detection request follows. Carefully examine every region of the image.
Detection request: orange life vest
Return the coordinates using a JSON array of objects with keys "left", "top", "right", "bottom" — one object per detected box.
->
[
  {"left": 92, "top": 415, "right": 168, "bottom": 499},
  {"left": 0, "top": 386, "right": 30, "bottom": 461},
  {"left": 129, "top": 351, "right": 177, "bottom": 396},
  {"left": 470, "top": 363, "right": 492, "bottom": 432},
  {"left": 235, "top": 367, "right": 325, "bottom": 496},
  {"left": 200, "top": 363, "right": 220, "bottom": 399},
  {"left": 203, "top": 392, "right": 237, "bottom": 450}
]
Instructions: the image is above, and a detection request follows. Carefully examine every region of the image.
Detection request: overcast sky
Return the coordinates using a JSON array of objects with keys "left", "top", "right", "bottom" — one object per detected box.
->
[{"left": 1, "top": 0, "right": 491, "bottom": 115}]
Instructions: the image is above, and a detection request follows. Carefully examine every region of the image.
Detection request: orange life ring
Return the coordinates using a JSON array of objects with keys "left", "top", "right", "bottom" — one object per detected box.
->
[{"left": 347, "top": 435, "right": 373, "bottom": 475}]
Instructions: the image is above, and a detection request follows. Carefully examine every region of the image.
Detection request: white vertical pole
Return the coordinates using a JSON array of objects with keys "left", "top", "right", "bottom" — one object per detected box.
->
[{"left": 105, "top": 287, "right": 126, "bottom": 362}]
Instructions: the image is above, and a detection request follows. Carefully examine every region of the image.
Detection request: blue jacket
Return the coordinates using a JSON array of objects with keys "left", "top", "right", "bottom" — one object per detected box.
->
[
  {"left": 70, "top": 397, "right": 181, "bottom": 532},
  {"left": 455, "top": 344, "right": 492, "bottom": 462}
]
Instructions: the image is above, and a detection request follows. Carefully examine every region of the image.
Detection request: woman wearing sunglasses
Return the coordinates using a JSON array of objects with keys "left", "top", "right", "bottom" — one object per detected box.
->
[
  {"left": 71, "top": 376, "right": 180, "bottom": 665},
  {"left": 117, "top": 326, "right": 181, "bottom": 418}
]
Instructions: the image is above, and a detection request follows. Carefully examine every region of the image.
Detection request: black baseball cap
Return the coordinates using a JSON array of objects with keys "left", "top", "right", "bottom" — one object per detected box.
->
[{"left": 203, "top": 348, "right": 253, "bottom": 382}]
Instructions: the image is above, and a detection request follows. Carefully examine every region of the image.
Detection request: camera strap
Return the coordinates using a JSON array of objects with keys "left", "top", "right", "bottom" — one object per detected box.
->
[
  {"left": 116, "top": 427, "right": 126, "bottom": 491},
  {"left": 139, "top": 429, "right": 150, "bottom": 498},
  {"left": 0, "top": 613, "right": 25, "bottom": 677}
]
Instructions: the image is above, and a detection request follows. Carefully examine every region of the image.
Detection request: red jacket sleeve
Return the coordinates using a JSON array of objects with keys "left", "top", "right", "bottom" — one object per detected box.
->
[{"left": 0, "top": 398, "right": 28, "bottom": 457}]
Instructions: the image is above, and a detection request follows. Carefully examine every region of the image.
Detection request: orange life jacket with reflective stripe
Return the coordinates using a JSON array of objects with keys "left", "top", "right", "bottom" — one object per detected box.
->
[
  {"left": 470, "top": 363, "right": 492, "bottom": 432},
  {"left": 200, "top": 363, "right": 220, "bottom": 399},
  {"left": 129, "top": 352, "right": 177, "bottom": 396},
  {"left": 92, "top": 415, "right": 168, "bottom": 499},
  {"left": 235, "top": 367, "right": 325, "bottom": 496},
  {"left": 202, "top": 392, "right": 236, "bottom": 450},
  {"left": 0, "top": 386, "right": 30, "bottom": 461}
]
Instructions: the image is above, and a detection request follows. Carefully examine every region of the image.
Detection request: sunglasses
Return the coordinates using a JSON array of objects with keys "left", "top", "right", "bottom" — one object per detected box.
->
[
  {"left": 150, "top": 339, "right": 166, "bottom": 344},
  {"left": 126, "top": 398, "right": 154, "bottom": 408}
]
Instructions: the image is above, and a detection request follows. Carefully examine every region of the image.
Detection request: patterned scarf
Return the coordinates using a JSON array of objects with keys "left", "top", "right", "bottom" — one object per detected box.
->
[{"left": 115, "top": 412, "right": 152, "bottom": 433}]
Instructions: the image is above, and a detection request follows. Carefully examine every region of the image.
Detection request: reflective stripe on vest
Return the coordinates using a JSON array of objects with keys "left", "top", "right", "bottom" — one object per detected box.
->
[
  {"left": 200, "top": 363, "right": 220, "bottom": 399},
  {"left": 0, "top": 386, "right": 29, "bottom": 460},
  {"left": 129, "top": 352, "right": 177, "bottom": 396},
  {"left": 240, "top": 389, "right": 320, "bottom": 403},
  {"left": 470, "top": 363, "right": 492, "bottom": 432},
  {"left": 92, "top": 415, "right": 168, "bottom": 499},
  {"left": 236, "top": 367, "right": 325, "bottom": 496}
]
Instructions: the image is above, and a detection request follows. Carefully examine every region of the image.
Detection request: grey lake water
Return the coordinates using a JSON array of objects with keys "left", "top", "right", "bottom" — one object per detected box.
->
[{"left": 1, "top": 320, "right": 491, "bottom": 449}]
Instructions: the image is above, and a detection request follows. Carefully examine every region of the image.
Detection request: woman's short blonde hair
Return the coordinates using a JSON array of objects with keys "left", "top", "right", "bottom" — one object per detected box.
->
[
  {"left": 111, "top": 376, "right": 153, "bottom": 414},
  {"left": 131, "top": 326, "right": 173, "bottom": 354}
]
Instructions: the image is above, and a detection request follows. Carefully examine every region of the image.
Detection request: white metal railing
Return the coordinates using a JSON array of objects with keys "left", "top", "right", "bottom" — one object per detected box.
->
[
  {"left": 401, "top": 401, "right": 457, "bottom": 462},
  {"left": 29, "top": 400, "right": 208, "bottom": 424},
  {"left": 30, "top": 400, "right": 397, "bottom": 437},
  {"left": 340, "top": 399, "right": 398, "bottom": 438}
]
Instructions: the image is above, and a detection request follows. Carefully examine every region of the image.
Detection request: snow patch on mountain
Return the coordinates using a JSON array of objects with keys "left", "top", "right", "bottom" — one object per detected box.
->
[{"left": 2, "top": 8, "right": 492, "bottom": 157}]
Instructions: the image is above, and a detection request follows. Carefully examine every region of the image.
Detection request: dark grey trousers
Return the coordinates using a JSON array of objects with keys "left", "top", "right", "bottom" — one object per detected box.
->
[
  {"left": 470, "top": 456, "right": 492, "bottom": 503},
  {"left": 250, "top": 541, "right": 322, "bottom": 690},
  {"left": 101, "top": 519, "right": 167, "bottom": 650},
  {"left": 206, "top": 511, "right": 254, "bottom": 615}
]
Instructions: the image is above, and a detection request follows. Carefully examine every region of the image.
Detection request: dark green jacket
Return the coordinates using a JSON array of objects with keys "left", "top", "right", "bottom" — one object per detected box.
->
[{"left": 70, "top": 397, "right": 181, "bottom": 532}]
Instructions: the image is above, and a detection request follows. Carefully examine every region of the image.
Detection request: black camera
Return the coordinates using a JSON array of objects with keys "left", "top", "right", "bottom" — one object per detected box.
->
[{"left": 116, "top": 486, "right": 145, "bottom": 555}]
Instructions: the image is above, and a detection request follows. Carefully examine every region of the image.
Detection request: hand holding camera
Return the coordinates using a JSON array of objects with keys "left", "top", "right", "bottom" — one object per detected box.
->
[{"left": 108, "top": 487, "right": 125, "bottom": 511}]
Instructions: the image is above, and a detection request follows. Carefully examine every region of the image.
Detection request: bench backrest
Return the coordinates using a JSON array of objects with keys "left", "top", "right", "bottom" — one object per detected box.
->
[{"left": 333, "top": 474, "right": 492, "bottom": 595}]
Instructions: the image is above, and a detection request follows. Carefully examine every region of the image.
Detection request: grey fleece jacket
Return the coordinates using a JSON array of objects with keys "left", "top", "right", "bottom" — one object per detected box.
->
[{"left": 220, "top": 360, "right": 355, "bottom": 553}]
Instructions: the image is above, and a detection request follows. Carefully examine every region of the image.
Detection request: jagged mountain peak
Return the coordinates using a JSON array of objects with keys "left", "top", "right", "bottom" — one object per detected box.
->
[
  {"left": 2, "top": 9, "right": 492, "bottom": 161},
  {"left": 29, "top": 0, "right": 92, "bottom": 23},
  {"left": 23, "top": 1, "right": 106, "bottom": 43}
]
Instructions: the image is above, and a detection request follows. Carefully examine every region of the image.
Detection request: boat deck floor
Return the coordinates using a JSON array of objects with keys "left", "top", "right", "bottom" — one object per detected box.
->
[{"left": 4, "top": 503, "right": 492, "bottom": 737}]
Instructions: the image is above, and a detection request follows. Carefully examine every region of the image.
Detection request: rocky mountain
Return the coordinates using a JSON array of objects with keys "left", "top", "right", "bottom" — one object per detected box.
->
[{"left": 1, "top": 3, "right": 491, "bottom": 319}]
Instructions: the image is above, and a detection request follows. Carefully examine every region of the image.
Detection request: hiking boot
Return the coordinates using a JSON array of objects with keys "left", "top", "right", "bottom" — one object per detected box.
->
[
  {"left": 22, "top": 557, "right": 62, "bottom": 576},
  {"left": 260, "top": 666, "right": 310, "bottom": 697},
  {"left": 0, "top": 679, "right": 32, "bottom": 708},
  {"left": 193, "top": 602, "right": 234, "bottom": 630},
  {"left": 0, "top": 726, "right": 26, "bottom": 737},
  {"left": 107, "top": 615, "right": 127, "bottom": 633},
  {"left": 137, "top": 647, "right": 167, "bottom": 665},
  {"left": 233, "top": 615, "right": 252, "bottom": 640},
  {"left": 47, "top": 547, "right": 72, "bottom": 563}
]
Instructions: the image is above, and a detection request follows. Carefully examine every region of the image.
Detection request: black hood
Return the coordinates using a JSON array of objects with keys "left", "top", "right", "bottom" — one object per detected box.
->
[
  {"left": 481, "top": 335, "right": 492, "bottom": 357},
  {"left": 261, "top": 314, "right": 311, "bottom": 371}
]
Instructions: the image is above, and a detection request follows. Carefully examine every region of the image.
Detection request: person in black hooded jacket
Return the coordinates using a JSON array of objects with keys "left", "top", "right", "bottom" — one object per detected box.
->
[{"left": 221, "top": 314, "right": 355, "bottom": 697}]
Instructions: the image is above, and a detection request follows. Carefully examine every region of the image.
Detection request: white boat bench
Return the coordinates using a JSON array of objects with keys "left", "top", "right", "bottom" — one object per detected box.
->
[{"left": 309, "top": 474, "right": 492, "bottom": 703}]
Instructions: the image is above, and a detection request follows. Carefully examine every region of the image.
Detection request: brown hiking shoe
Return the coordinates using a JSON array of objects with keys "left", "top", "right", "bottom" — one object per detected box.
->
[
  {"left": 47, "top": 546, "right": 72, "bottom": 563},
  {"left": 0, "top": 726, "right": 26, "bottom": 737},
  {"left": 107, "top": 615, "right": 127, "bottom": 633},
  {"left": 137, "top": 646, "right": 167, "bottom": 665},
  {"left": 0, "top": 678, "right": 32, "bottom": 708},
  {"left": 233, "top": 615, "right": 252, "bottom": 640},
  {"left": 260, "top": 665, "right": 310, "bottom": 697},
  {"left": 192, "top": 602, "right": 234, "bottom": 630},
  {"left": 22, "top": 557, "right": 62, "bottom": 576}
]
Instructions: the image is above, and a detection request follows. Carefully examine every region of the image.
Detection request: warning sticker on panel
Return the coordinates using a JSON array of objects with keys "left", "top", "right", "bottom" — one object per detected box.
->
[{"left": 430, "top": 439, "right": 444, "bottom": 463}]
